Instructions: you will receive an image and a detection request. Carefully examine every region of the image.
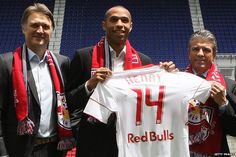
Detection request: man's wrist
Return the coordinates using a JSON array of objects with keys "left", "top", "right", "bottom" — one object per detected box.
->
[
  {"left": 218, "top": 100, "right": 228, "bottom": 113},
  {"left": 220, "top": 99, "right": 228, "bottom": 107},
  {"left": 85, "top": 81, "right": 94, "bottom": 95}
]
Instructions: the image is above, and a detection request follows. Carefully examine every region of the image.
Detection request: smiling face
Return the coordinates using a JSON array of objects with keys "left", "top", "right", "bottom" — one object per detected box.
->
[
  {"left": 22, "top": 12, "right": 53, "bottom": 53},
  {"left": 102, "top": 6, "right": 132, "bottom": 47},
  {"left": 188, "top": 38, "right": 215, "bottom": 75}
]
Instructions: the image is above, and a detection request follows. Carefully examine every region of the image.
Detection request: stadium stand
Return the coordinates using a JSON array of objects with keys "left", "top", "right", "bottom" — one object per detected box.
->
[
  {"left": 60, "top": 0, "right": 193, "bottom": 69},
  {"left": 0, "top": 0, "right": 236, "bottom": 69},
  {"left": 0, "top": 0, "right": 236, "bottom": 156},
  {"left": 0, "top": 0, "right": 54, "bottom": 54},
  {"left": 200, "top": 0, "right": 236, "bottom": 54}
]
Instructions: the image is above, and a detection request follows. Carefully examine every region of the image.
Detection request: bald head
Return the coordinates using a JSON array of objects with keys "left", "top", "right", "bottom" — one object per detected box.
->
[
  {"left": 104, "top": 5, "right": 132, "bottom": 21},
  {"left": 102, "top": 5, "right": 133, "bottom": 53}
]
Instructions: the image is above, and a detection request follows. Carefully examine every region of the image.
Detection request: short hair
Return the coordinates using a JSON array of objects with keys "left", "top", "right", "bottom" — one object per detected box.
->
[
  {"left": 188, "top": 29, "right": 218, "bottom": 56},
  {"left": 21, "top": 3, "right": 55, "bottom": 29},
  {"left": 104, "top": 5, "right": 132, "bottom": 21}
]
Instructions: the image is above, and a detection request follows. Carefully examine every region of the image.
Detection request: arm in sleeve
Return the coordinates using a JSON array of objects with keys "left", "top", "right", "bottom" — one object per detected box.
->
[
  {"left": 65, "top": 49, "right": 92, "bottom": 132},
  {"left": 0, "top": 55, "right": 9, "bottom": 156},
  {"left": 138, "top": 52, "right": 152, "bottom": 65},
  {"left": 220, "top": 88, "right": 236, "bottom": 136}
]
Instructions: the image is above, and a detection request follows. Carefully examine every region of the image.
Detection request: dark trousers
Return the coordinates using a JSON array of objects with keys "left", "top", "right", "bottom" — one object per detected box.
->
[{"left": 31, "top": 141, "right": 65, "bottom": 157}]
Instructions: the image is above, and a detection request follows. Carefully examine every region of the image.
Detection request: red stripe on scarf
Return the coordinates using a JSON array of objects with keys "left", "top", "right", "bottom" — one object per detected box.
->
[
  {"left": 185, "top": 64, "right": 226, "bottom": 87},
  {"left": 12, "top": 47, "right": 28, "bottom": 121},
  {"left": 12, "top": 47, "right": 73, "bottom": 140},
  {"left": 47, "top": 52, "right": 73, "bottom": 138},
  {"left": 92, "top": 38, "right": 105, "bottom": 68},
  {"left": 92, "top": 37, "right": 142, "bottom": 70},
  {"left": 186, "top": 63, "right": 225, "bottom": 155},
  {"left": 47, "top": 52, "right": 62, "bottom": 92}
]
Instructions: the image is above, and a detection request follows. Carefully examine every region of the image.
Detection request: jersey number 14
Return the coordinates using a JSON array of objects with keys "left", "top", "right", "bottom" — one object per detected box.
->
[{"left": 132, "top": 86, "right": 165, "bottom": 126}]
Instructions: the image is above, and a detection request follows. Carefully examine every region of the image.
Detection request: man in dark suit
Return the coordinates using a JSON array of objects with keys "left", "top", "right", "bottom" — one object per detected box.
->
[
  {"left": 185, "top": 29, "right": 236, "bottom": 156},
  {"left": 0, "top": 3, "right": 74, "bottom": 157},
  {"left": 66, "top": 5, "right": 175, "bottom": 157},
  {"left": 221, "top": 77, "right": 236, "bottom": 137}
]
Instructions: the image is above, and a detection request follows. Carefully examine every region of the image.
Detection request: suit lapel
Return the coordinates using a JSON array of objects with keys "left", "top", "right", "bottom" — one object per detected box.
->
[
  {"left": 26, "top": 52, "right": 62, "bottom": 107},
  {"left": 27, "top": 61, "right": 40, "bottom": 105}
]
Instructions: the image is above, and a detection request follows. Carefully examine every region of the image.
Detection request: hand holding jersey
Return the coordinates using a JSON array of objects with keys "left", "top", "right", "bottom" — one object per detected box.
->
[
  {"left": 86, "top": 62, "right": 176, "bottom": 93},
  {"left": 210, "top": 81, "right": 227, "bottom": 107},
  {"left": 86, "top": 67, "right": 112, "bottom": 91},
  {"left": 84, "top": 66, "right": 211, "bottom": 157},
  {"left": 159, "top": 61, "right": 178, "bottom": 72}
]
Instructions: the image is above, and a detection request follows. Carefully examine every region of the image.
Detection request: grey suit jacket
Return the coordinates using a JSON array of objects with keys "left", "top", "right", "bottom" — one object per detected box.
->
[{"left": 0, "top": 50, "right": 70, "bottom": 157}]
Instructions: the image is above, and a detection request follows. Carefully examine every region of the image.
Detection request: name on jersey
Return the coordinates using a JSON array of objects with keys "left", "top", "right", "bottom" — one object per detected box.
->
[
  {"left": 128, "top": 130, "right": 174, "bottom": 143},
  {"left": 126, "top": 73, "right": 160, "bottom": 85}
]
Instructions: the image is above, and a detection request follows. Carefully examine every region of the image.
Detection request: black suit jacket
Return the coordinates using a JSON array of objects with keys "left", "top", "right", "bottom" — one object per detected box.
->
[
  {"left": 221, "top": 77, "right": 236, "bottom": 136},
  {"left": 66, "top": 46, "right": 152, "bottom": 157},
  {"left": 0, "top": 51, "right": 70, "bottom": 157}
]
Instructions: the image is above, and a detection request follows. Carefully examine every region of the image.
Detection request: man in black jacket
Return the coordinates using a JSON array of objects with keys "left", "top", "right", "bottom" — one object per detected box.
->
[
  {"left": 66, "top": 5, "right": 175, "bottom": 157},
  {"left": 222, "top": 77, "right": 236, "bottom": 136},
  {"left": 0, "top": 3, "right": 73, "bottom": 157}
]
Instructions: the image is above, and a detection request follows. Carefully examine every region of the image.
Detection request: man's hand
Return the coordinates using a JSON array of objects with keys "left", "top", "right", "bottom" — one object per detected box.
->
[
  {"left": 210, "top": 81, "right": 227, "bottom": 107},
  {"left": 87, "top": 67, "right": 112, "bottom": 91},
  {"left": 159, "top": 61, "right": 179, "bottom": 72}
]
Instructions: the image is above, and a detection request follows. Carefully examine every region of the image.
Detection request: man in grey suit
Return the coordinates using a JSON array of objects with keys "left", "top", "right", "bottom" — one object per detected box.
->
[{"left": 0, "top": 3, "right": 74, "bottom": 157}]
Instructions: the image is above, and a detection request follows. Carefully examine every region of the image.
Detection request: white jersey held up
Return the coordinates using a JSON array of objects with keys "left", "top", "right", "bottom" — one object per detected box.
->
[{"left": 84, "top": 66, "right": 211, "bottom": 157}]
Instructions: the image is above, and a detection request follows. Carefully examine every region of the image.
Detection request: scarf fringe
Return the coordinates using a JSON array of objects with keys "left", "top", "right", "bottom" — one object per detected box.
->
[
  {"left": 13, "top": 46, "right": 73, "bottom": 140},
  {"left": 17, "top": 117, "right": 35, "bottom": 135},
  {"left": 57, "top": 138, "right": 76, "bottom": 150}
]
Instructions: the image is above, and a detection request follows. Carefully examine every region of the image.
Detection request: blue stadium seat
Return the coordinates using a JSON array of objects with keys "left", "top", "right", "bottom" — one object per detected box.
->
[
  {"left": 61, "top": 0, "right": 192, "bottom": 68},
  {"left": 0, "top": 0, "right": 55, "bottom": 53},
  {"left": 200, "top": 0, "right": 236, "bottom": 54}
]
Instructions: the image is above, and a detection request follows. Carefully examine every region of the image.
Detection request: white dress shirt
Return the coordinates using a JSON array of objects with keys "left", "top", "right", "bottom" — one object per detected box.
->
[
  {"left": 28, "top": 48, "right": 57, "bottom": 138},
  {"left": 110, "top": 45, "right": 126, "bottom": 72}
]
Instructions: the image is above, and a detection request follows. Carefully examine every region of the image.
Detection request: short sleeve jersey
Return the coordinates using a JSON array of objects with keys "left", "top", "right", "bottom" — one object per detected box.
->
[{"left": 84, "top": 66, "right": 211, "bottom": 157}]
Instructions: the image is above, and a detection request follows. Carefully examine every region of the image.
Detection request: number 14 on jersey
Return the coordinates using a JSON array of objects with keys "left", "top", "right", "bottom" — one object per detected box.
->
[{"left": 132, "top": 85, "right": 165, "bottom": 126}]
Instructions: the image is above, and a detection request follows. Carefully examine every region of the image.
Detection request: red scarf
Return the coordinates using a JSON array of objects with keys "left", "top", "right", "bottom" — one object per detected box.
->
[
  {"left": 186, "top": 64, "right": 226, "bottom": 155},
  {"left": 12, "top": 46, "right": 74, "bottom": 150},
  {"left": 92, "top": 37, "right": 142, "bottom": 73},
  {"left": 86, "top": 37, "right": 142, "bottom": 124}
]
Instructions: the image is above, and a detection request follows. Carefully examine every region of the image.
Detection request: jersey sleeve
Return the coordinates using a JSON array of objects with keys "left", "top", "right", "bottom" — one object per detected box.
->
[
  {"left": 83, "top": 82, "right": 117, "bottom": 124},
  {"left": 181, "top": 72, "right": 211, "bottom": 104},
  {"left": 192, "top": 79, "right": 211, "bottom": 104}
]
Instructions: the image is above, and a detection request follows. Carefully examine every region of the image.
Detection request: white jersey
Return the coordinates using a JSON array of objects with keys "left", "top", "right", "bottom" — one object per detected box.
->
[{"left": 84, "top": 66, "right": 211, "bottom": 157}]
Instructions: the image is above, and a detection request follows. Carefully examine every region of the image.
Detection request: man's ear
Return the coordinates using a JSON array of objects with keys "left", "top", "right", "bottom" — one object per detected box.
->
[
  {"left": 129, "top": 21, "right": 133, "bottom": 33},
  {"left": 22, "top": 25, "right": 26, "bottom": 35},
  {"left": 102, "top": 21, "right": 106, "bottom": 31}
]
